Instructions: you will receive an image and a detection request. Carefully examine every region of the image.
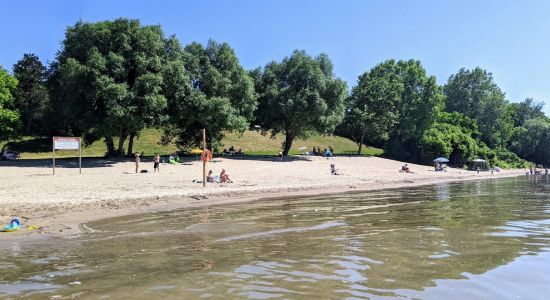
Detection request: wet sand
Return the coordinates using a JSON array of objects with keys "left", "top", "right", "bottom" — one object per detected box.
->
[{"left": 0, "top": 156, "right": 524, "bottom": 239}]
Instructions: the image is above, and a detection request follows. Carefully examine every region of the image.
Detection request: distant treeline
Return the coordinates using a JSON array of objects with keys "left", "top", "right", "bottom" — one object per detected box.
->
[{"left": 0, "top": 18, "right": 548, "bottom": 167}]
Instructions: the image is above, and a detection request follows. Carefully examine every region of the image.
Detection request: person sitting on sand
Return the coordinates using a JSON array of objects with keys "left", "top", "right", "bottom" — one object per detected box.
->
[
  {"left": 207, "top": 170, "right": 215, "bottom": 183},
  {"left": 220, "top": 169, "right": 233, "bottom": 183},
  {"left": 401, "top": 164, "right": 410, "bottom": 173}
]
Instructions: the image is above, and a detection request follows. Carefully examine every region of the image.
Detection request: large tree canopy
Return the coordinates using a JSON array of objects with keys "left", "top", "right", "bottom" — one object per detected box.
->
[
  {"left": 0, "top": 67, "right": 20, "bottom": 141},
  {"left": 508, "top": 98, "right": 546, "bottom": 128},
  {"left": 444, "top": 67, "right": 513, "bottom": 148},
  {"left": 509, "top": 117, "right": 550, "bottom": 166},
  {"left": 163, "top": 39, "right": 257, "bottom": 148},
  {"left": 384, "top": 60, "right": 444, "bottom": 161},
  {"left": 254, "top": 50, "right": 347, "bottom": 155},
  {"left": 339, "top": 60, "right": 401, "bottom": 154},
  {"left": 50, "top": 18, "right": 168, "bottom": 156},
  {"left": 420, "top": 112, "right": 479, "bottom": 166},
  {"left": 13, "top": 53, "right": 49, "bottom": 135}
]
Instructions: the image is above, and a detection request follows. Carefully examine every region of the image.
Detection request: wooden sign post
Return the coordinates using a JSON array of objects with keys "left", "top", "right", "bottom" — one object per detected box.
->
[
  {"left": 202, "top": 129, "right": 206, "bottom": 187},
  {"left": 52, "top": 137, "right": 82, "bottom": 175}
]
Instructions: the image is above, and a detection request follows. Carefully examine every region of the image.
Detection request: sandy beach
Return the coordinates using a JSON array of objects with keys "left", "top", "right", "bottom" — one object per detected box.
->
[{"left": 0, "top": 155, "right": 524, "bottom": 238}]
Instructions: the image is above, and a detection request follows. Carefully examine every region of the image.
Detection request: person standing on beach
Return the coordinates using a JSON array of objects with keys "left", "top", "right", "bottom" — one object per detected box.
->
[
  {"left": 135, "top": 153, "right": 140, "bottom": 174},
  {"left": 153, "top": 154, "right": 160, "bottom": 173}
]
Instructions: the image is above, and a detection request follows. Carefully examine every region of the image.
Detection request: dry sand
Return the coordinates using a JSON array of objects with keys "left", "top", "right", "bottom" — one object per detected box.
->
[{"left": 0, "top": 155, "right": 524, "bottom": 239}]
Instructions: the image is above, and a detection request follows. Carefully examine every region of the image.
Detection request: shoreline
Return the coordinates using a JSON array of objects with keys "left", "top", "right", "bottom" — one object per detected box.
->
[{"left": 0, "top": 156, "right": 525, "bottom": 240}]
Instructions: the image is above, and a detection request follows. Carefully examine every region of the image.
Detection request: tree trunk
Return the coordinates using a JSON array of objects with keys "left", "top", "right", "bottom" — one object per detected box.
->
[
  {"left": 105, "top": 136, "right": 115, "bottom": 157},
  {"left": 118, "top": 132, "right": 127, "bottom": 159},
  {"left": 282, "top": 131, "right": 295, "bottom": 156},
  {"left": 126, "top": 133, "right": 135, "bottom": 157},
  {"left": 357, "top": 132, "right": 365, "bottom": 156}
]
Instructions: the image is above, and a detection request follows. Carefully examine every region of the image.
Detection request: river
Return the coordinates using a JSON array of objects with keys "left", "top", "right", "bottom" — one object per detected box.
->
[{"left": 1, "top": 176, "right": 549, "bottom": 299}]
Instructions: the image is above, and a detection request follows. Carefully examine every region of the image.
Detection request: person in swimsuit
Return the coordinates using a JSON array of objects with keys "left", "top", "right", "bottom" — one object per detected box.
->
[
  {"left": 220, "top": 169, "right": 233, "bottom": 183},
  {"left": 153, "top": 154, "right": 160, "bottom": 173}
]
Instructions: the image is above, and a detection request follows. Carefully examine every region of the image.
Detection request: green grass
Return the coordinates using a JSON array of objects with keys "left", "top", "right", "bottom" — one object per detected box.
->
[
  {"left": 0, "top": 128, "right": 382, "bottom": 159},
  {"left": 222, "top": 130, "right": 383, "bottom": 156}
]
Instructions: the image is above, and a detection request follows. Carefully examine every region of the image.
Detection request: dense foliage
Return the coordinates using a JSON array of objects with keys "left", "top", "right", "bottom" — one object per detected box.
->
[
  {"left": 49, "top": 19, "right": 169, "bottom": 156},
  {"left": 253, "top": 50, "right": 347, "bottom": 155},
  {"left": 2, "top": 17, "right": 549, "bottom": 168},
  {"left": 0, "top": 67, "right": 20, "bottom": 140},
  {"left": 13, "top": 54, "right": 49, "bottom": 135},
  {"left": 383, "top": 60, "right": 444, "bottom": 162},
  {"left": 338, "top": 61, "right": 401, "bottom": 154},
  {"left": 163, "top": 40, "right": 256, "bottom": 149},
  {"left": 444, "top": 68, "right": 513, "bottom": 148},
  {"left": 420, "top": 112, "right": 479, "bottom": 166}
]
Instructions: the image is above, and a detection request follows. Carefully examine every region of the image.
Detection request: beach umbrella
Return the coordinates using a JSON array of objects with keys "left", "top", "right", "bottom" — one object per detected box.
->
[
  {"left": 189, "top": 148, "right": 203, "bottom": 155},
  {"left": 433, "top": 157, "right": 449, "bottom": 163}
]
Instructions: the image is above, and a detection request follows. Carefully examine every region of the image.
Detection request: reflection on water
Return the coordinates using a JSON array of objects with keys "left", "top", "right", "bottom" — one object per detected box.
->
[{"left": 1, "top": 176, "right": 550, "bottom": 299}]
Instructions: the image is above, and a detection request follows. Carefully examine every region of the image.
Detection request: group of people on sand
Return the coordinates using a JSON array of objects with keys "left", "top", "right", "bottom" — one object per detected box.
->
[
  {"left": 134, "top": 152, "right": 235, "bottom": 183},
  {"left": 312, "top": 146, "right": 333, "bottom": 157},
  {"left": 207, "top": 169, "right": 233, "bottom": 183},
  {"left": 529, "top": 165, "right": 549, "bottom": 175},
  {"left": 223, "top": 146, "right": 244, "bottom": 156},
  {"left": 134, "top": 153, "right": 162, "bottom": 174}
]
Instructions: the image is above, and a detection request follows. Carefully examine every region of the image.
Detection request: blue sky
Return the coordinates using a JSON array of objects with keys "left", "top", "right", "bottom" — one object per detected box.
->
[{"left": 2, "top": 0, "right": 550, "bottom": 114}]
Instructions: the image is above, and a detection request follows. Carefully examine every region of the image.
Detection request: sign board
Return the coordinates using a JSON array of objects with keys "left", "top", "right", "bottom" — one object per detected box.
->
[
  {"left": 52, "top": 137, "right": 82, "bottom": 175},
  {"left": 54, "top": 137, "right": 80, "bottom": 150}
]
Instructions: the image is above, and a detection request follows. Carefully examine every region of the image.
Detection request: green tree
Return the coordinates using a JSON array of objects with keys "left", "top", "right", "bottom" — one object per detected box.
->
[
  {"left": 0, "top": 67, "right": 20, "bottom": 141},
  {"left": 509, "top": 117, "right": 550, "bottom": 165},
  {"left": 49, "top": 18, "right": 168, "bottom": 157},
  {"left": 12, "top": 53, "right": 49, "bottom": 135},
  {"left": 444, "top": 67, "right": 513, "bottom": 148},
  {"left": 385, "top": 60, "right": 444, "bottom": 161},
  {"left": 254, "top": 50, "right": 347, "bottom": 155},
  {"left": 339, "top": 61, "right": 401, "bottom": 155},
  {"left": 420, "top": 112, "right": 479, "bottom": 166},
  {"left": 163, "top": 39, "right": 257, "bottom": 148},
  {"left": 508, "top": 98, "right": 546, "bottom": 127}
]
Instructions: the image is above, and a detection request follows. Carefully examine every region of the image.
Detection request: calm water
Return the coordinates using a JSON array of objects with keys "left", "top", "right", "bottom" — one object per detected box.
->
[{"left": 1, "top": 176, "right": 550, "bottom": 299}]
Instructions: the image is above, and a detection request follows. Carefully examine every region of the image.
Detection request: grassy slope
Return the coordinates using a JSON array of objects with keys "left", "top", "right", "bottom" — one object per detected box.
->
[{"left": 0, "top": 129, "right": 382, "bottom": 159}]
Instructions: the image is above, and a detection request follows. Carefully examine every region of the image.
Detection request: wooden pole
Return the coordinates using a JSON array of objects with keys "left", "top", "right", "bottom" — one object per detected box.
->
[
  {"left": 52, "top": 137, "right": 56, "bottom": 175},
  {"left": 202, "top": 128, "right": 206, "bottom": 187},
  {"left": 79, "top": 138, "right": 82, "bottom": 175}
]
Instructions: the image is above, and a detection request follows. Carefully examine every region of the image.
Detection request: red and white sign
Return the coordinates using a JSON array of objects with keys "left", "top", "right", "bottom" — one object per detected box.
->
[{"left": 53, "top": 137, "right": 80, "bottom": 150}]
